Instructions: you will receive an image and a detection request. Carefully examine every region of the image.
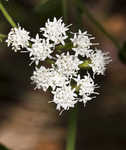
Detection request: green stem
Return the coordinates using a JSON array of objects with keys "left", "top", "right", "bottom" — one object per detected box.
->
[
  {"left": 0, "top": 0, "right": 16, "bottom": 27},
  {"left": 66, "top": 109, "right": 77, "bottom": 150},
  {"left": 62, "top": 2, "right": 78, "bottom": 149},
  {"left": 0, "top": 33, "right": 6, "bottom": 42},
  {"left": 62, "top": 1, "right": 78, "bottom": 149},
  {"left": 62, "top": 0, "right": 67, "bottom": 23},
  {"left": 0, "top": 33, "right": 6, "bottom": 38},
  {"left": 77, "top": 1, "right": 121, "bottom": 50}
]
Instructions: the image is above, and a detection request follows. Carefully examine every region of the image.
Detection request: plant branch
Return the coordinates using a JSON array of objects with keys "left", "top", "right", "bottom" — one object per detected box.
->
[
  {"left": 62, "top": 0, "right": 67, "bottom": 23},
  {"left": 0, "top": 33, "right": 6, "bottom": 38},
  {"left": 0, "top": 33, "right": 6, "bottom": 42},
  {"left": 0, "top": 0, "right": 16, "bottom": 27}
]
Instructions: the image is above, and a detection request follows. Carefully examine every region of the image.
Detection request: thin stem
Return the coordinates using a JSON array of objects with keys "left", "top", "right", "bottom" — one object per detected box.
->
[
  {"left": 66, "top": 108, "right": 77, "bottom": 150},
  {"left": 0, "top": 33, "right": 6, "bottom": 39},
  {"left": 62, "top": 1, "right": 78, "bottom": 149},
  {"left": 0, "top": 0, "right": 16, "bottom": 27},
  {"left": 77, "top": 1, "right": 121, "bottom": 50},
  {"left": 62, "top": 0, "right": 67, "bottom": 23},
  {"left": 0, "top": 33, "right": 6, "bottom": 42}
]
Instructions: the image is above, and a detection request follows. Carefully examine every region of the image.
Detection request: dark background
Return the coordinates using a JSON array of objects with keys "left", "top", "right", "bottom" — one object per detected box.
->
[{"left": 0, "top": 0, "right": 126, "bottom": 150}]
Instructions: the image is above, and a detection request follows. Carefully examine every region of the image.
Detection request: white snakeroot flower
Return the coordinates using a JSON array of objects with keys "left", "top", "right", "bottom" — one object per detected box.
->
[
  {"left": 71, "top": 30, "right": 96, "bottom": 57},
  {"left": 6, "top": 25, "right": 30, "bottom": 52},
  {"left": 75, "top": 73, "right": 98, "bottom": 105},
  {"left": 27, "top": 34, "right": 53, "bottom": 65},
  {"left": 55, "top": 52, "right": 82, "bottom": 78},
  {"left": 71, "top": 30, "right": 93, "bottom": 49},
  {"left": 31, "top": 66, "right": 51, "bottom": 91},
  {"left": 40, "top": 17, "right": 69, "bottom": 45},
  {"left": 77, "top": 73, "right": 98, "bottom": 96},
  {"left": 52, "top": 85, "right": 77, "bottom": 111},
  {"left": 47, "top": 67, "right": 69, "bottom": 90},
  {"left": 31, "top": 66, "right": 68, "bottom": 91},
  {"left": 89, "top": 50, "right": 112, "bottom": 75},
  {"left": 6, "top": 17, "right": 112, "bottom": 112}
]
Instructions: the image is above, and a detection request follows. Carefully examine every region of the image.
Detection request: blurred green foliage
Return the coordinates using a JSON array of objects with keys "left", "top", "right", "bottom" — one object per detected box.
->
[
  {"left": 0, "top": 144, "right": 11, "bottom": 150},
  {"left": 34, "top": 0, "right": 62, "bottom": 18}
]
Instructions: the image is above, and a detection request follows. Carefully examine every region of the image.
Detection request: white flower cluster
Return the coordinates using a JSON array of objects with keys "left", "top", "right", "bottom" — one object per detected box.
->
[{"left": 6, "top": 17, "right": 111, "bottom": 112}]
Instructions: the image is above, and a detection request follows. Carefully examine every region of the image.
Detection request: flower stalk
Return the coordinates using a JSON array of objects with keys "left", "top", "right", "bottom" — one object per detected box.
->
[
  {"left": 0, "top": 0, "right": 16, "bottom": 27},
  {"left": 62, "top": 0, "right": 67, "bottom": 23},
  {"left": 66, "top": 108, "right": 77, "bottom": 150},
  {"left": 62, "top": 0, "right": 78, "bottom": 150}
]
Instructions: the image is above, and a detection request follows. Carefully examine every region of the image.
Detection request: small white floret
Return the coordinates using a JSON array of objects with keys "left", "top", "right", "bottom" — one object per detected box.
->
[
  {"left": 75, "top": 73, "right": 98, "bottom": 105},
  {"left": 40, "top": 17, "right": 69, "bottom": 45},
  {"left": 71, "top": 30, "right": 93, "bottom": 49},
  {"left": 55, "top": 52, "right": 82, "bottom": 78},
  {"left": 31, "top": 66, "right": 51, "bottom": 91},
  {"left": 89, "top": 50, "right": 112, "bottom": 75},
  {"left": 6, "top": 25, "right": 30, "bottom": 52},
  {"left": 52, "top": 85, "right": 77, "bottom": 111},
  {"left": 27, "top": 34, "right": 53, "bottom": 65}
]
